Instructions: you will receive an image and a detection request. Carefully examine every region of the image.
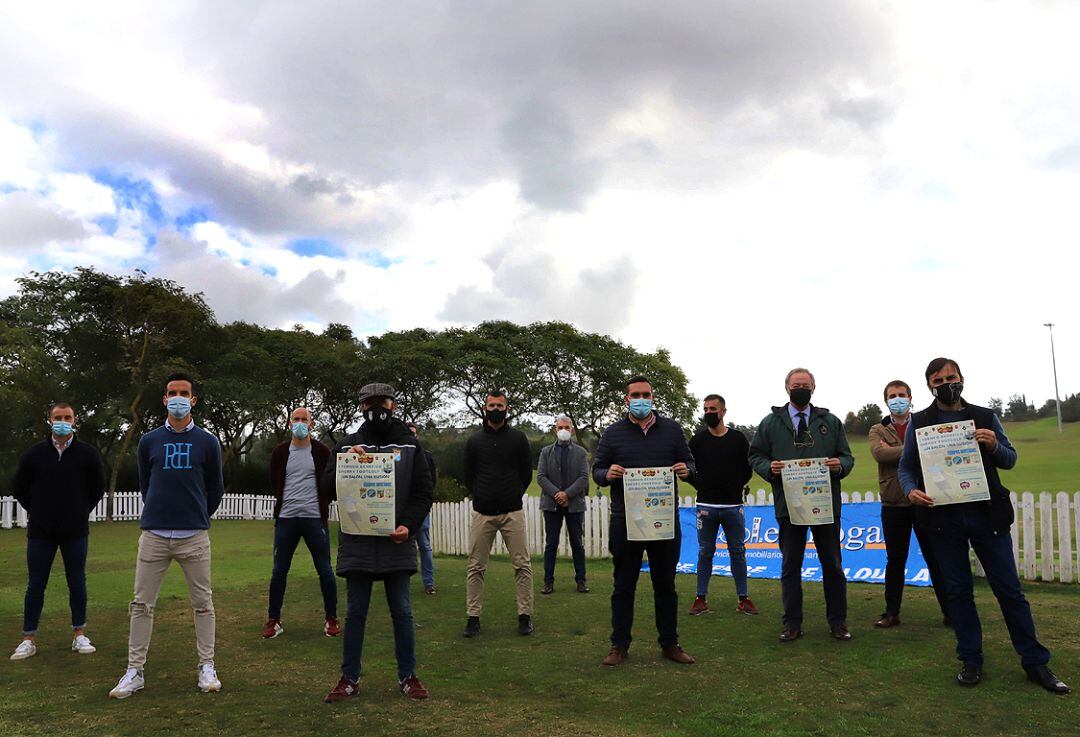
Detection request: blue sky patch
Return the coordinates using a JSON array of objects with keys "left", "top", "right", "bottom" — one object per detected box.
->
[
  {"left": 90, "top": 169, "right": 166, "bottom": 226},
  {"left": 92, "top": 215, "right": 119, "bottom": 236},
  {"left": 287, "top": 238, "right": 346, "bottom": 258},
  {"left": 175, "top": 206, "right": 211, "bottom": 231}
]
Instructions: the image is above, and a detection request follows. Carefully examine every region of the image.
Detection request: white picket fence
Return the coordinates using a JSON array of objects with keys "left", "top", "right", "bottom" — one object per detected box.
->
[{"left": 2, "top": 490, "right": 1079, "bottom": 583}]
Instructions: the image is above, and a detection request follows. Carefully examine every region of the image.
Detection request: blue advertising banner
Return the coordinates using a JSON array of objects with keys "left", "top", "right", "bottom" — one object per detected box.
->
[{"left": 673, "top": 502, "right": 931, "bottom": 586}]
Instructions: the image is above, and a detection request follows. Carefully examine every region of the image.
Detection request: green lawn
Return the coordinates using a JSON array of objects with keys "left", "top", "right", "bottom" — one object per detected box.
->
[{"left": 1, "top": 521, "right": 1077, "bottom": 737}]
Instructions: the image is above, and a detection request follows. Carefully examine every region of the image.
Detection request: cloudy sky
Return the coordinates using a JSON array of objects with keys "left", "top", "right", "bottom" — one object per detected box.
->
[{"left": 1, "top": 1, "right": 1076, "bottom": 425}]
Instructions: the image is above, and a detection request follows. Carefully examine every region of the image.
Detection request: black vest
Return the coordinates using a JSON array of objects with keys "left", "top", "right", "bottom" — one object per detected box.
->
[{"left": 910, "top": 401, "right": 1014, "bottom": 532}]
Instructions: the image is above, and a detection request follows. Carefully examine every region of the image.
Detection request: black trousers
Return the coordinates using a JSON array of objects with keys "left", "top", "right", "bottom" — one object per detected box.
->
[
  {"left": 609, "top": 515, "right": 680, "bottom": 649},
  {"left": 778, "top": 517, "right": 847, "bottom": 628},
  {"left": 881, "top": 505, "right": 949, "bottom": 617}
]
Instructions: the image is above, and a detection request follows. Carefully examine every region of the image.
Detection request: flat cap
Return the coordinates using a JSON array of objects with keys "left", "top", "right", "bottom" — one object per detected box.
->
[{"left": 358, "top": 382, "right": 397, "bottom": 404}]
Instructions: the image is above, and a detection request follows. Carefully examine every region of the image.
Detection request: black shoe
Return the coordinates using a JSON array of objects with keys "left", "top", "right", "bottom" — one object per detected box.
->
[
  {"left": 1026, "top": 665, "right": 1070, "bottom": 694},
  {"left": 576, "top": 581, "right": 590, "bottom": 593},
  {"left": 830, "top": 624, "right": 852, "bottom": 641},
  {"left": 956, "top": 664, "right": 982, "bottom": 686},
  {"left": 462, "top": 616, "right": 480, "bottom": 638},
  {"left": 541, "top": 582, "right": 554, "bottom": 595},
  {"left": 517, "top": 614, "right": 534, "bottom": 636}
]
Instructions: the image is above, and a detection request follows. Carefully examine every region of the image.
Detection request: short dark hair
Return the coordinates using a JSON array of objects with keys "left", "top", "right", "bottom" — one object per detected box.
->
[
  {"left": 882, "top": 381, "right": 911, "bottom": 401},
  {"left": 924, "top": 358, "right": 962, "bottom": 383},
  {"left": 166, "top": 371, "right": 198, "bottom": 395},
  {"left": 703, "top": 394, "right": 725, "bottom": 405},
  {"left": 48, "top": 402, "right": 74, "bottom": 418},
  {"left": 626, "top": 375, "right": 651, "bottom": 391},
  {"left": 486, "top": 389, "right": 507, "bottom": 402}
]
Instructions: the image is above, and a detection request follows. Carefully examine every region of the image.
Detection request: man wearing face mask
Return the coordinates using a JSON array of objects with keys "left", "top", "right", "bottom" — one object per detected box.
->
[
  {"left": 593, "top": 376, "right": 697, "bottom": 666},
  {"left": 321, "top": 383, "right": 434, "bottom": 702},
  {"left": 10, "top": 403, "right": 106, "bottom": 662},
  {"left": 462, "top": 390, "right": 535, "bottom": 638},
  {"left": 110, "top": 373, "right": 225, "bottom": 699},
  {"left": 687, "top": 394, "right": 755, "bottom": 617},
  {"left": 869, "top": 380, "right": 950, "bottom": 629},
  {"left": 749, "top": 368, "right": 854, "bottom": 643},
  {"left": 262, "top": 407, "right": 338, "bottom": 640},
  {"left": 899, "top": 358, "right": 1068, "bottom": 693},
  {"left": 536, "top": 416, "right": 591, "bottom": 595}
]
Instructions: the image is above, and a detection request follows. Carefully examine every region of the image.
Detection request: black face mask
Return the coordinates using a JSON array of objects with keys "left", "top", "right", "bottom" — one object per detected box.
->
[
  {"left": 704, "top": 412, "right": 722, "bottom": 428},
  {"left": 934, "top": 381, "right": 964, "bottom": 404},
  {"left": 363, "top": 405, "right": 393, "bottom": 430},
  {"left": 485, "top": 409, "right": 508, "bottom": 425},
  {"left": 789, "top": 388, "right": 812, "bottom": 407}
]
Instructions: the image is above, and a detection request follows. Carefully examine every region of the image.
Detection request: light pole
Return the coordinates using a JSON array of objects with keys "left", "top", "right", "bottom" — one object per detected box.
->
[{"left": 1044, "top": 323, "right": 1063, "bottom": 434}]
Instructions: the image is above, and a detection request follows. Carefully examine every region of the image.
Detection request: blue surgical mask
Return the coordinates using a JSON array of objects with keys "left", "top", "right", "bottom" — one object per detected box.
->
[
  {"left": 291, "top": 422, "right": 310, "bottom": 439},
  {"left": 887, "top": 397, "right": 911, "bottom": 416},
  {"left": 167, "top": 396, "right": 192, "bottom": 420},
  {"left": 628, "top": 398, "right": 653, "bottom": 419},
  {"left": 51, "top": 420, "right": 73, "bottom": 437}
]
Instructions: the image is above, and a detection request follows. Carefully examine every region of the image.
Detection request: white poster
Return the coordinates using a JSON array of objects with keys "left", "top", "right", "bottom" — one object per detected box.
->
[
  {"left": 623, "top": 467, "right": 677, "bottom": 541},
  {"left": 335, "top": 452, "right": 396, "bottom": 535},
  {"left": 915, "top": 420, "right": 991, "bottom": 506},
  {"left": 781, "top": 458, "right": 834, "bottom": 526}
]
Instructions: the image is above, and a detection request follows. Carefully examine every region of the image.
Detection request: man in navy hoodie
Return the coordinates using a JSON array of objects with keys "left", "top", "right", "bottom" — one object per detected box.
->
[
  {"left": 10, "top": 402, "right": 106, "bottom": 661},
  {"left": 593, "top": 376, "right": 697, "bottom": 666},
  {"left": 109, "top": 372, "right": 224, "bottom": 700}
]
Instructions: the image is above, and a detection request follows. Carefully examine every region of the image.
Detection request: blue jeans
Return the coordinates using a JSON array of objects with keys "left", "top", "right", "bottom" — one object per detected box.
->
[
  {"left": 417, "top": 515, "right": 435, "bottom": 589},
  {"left": 341, "top": 572, "right": 416, "bottom": 683},
  {"left": 543, "top": 510, "right": 587, "bottom": 584},
  {"left": 24, "top": 535, "right": 89, "bottom": 635},
  {"left": 268, "top": 517, "right": 338, "bottom": 620},
  {"left": 928, "top": 504, "right": 1051, "bottom": 669},
  {"left": 696, "top": 506, "right": 748, "bottom": 598}
]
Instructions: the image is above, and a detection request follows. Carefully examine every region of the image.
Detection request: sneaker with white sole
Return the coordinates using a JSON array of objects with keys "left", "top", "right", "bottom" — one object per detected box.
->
[
  {"left": 72, "top": 634, "right": 97, "bottom": 654},
  {"left": 198, "top": 663, "right": 221, "bottom": 693},
  {"left": 109, "top": 668, "right": 145, "bottom": 699},
  {"left": 10, "top": 639, "right": 37, "bottom": 660}
]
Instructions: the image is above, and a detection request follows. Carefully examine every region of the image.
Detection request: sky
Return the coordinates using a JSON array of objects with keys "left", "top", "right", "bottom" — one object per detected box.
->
[{"left": 1, "top": 0, "right": 1077, "bottom": 427}]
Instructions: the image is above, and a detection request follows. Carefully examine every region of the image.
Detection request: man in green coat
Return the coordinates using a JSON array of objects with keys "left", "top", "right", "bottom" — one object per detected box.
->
[{"left": 749, "top": 368, "right": 855, "bottom": 643}]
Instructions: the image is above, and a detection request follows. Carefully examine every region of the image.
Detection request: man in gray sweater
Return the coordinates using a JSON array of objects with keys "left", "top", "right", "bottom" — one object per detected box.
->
[{"left": 536, "top": 416, "right": 591, "bottom": 594}]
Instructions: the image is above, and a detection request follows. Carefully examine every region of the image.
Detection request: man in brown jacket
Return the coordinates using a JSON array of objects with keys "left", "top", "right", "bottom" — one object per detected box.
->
[{"left": 869, "top": 380, "right": 949, "bottom": 628}]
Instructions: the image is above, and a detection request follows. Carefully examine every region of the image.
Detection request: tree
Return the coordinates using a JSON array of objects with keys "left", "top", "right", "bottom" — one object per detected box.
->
[
  {"left": 843, "top": 404, "right": 882, "bottom": 436},
  {"left": 989, "top": 397, "right": 1004, "bottom": 417},
  {"left": 0, "top": 269, "right": 215, "bottom": 512},
  {"left": 1005, "top": 394, "right": 1036, "bottom": 422}
]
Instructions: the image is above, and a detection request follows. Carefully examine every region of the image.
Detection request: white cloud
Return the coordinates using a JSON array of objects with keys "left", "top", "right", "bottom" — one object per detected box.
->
[{"left": 0, "top": 0, "right": 1077, "bottom": 420}]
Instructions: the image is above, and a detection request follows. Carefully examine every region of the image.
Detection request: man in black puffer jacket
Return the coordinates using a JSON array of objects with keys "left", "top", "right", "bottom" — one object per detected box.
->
[
  {"left": 593, "top": 376, "right": 697, "bottom": 667},
  {"left": 10, "top": 402, "right": 106, "bottom": 662},
  {"left": 320, "top": 383, "right": 434, "bottom": 703},
  {"left": 461, "top": 390, "right": 534, "bottom": 638}
]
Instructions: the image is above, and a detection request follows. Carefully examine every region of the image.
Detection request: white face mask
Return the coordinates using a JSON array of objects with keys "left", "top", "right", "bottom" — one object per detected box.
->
[{"left": 556, "top": 429, "right": 572, "bottom": 443}]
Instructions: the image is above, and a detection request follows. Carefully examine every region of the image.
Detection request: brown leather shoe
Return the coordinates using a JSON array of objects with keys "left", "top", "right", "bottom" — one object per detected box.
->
[
  {"left": 661, "top": 645, "right": 695, "bottom": 664},
  {"left": 602, "top": 645, "right": 629, "bottom": 666},
  {"left": 576, "top": 581, "right": 590, "bottom": 593},
  {"left": 874, "top": 613, "right": 901, "bottom": 628},
  {"left": 541, "top": 582, "right": 554, "bottom": 595},
  {"left": 830, "top": 623, "right": 853, "bottom": 641},
  {"left": 778, "top": 626, "right": 802, "bottom": 642}
]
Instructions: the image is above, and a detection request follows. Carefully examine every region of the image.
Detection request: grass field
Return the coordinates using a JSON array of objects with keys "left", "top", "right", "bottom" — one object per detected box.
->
[
  {"left": 523, "top": 418, "right": 1080, "bottom": 497},
  {"left": 1, "top": 521, "right": 1077, "bottom": 737}
]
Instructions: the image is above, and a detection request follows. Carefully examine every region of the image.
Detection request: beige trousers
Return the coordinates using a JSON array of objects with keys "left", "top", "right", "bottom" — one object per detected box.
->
[
  {"left": 127, "top": 530, "right": 215, "bottom": 668},
  {"left": 466, "top": 509, "right": 533, "bottom": 617}
]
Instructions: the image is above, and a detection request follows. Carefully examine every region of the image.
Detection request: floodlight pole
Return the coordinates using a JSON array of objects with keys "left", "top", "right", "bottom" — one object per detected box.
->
[{"left": 1044, "top": 323, "right": 1063, "bottom": 434}]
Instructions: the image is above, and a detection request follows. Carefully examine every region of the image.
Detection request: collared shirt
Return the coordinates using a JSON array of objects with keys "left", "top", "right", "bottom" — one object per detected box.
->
[
  {"left": 52, "top": 435, "right": 73, "bottom": 459},
  {"left": 787, "top": 403, "right": 812, "bottom": 435},
  {"left": 629, "top": 412, "right": 657, "bottom": 435},
  {"left": 150, "top": 417, "right": 201, "bottom": 539}
]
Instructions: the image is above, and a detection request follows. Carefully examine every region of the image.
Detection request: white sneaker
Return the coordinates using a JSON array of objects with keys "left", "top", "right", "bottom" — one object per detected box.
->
[
  {"left": 10, "top": 639, "right": 37, "bottom": 660},
  {"left": 198, "top": 663, "right": 221, "bottom": 693},
  {"left": 72, "top": 634, "right": 97, "bottom": 654},
  {"left": 109, "top": 668, "right": 145, "bottom": 699}
]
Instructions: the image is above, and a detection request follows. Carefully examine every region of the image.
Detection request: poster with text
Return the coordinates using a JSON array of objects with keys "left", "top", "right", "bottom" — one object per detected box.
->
[{"left": 336, "top": 452, "right": 396, "bottom": 535}]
